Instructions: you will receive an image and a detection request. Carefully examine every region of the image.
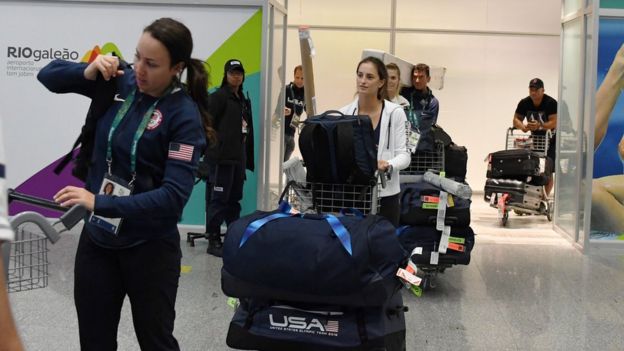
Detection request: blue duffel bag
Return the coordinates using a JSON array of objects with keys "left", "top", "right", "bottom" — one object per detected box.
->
[
  {"left": 226, "top": 293, "right": 406, "bottom": 351},
  {"left": 222, "top": 208, "right": 406, "bottom": 307}
]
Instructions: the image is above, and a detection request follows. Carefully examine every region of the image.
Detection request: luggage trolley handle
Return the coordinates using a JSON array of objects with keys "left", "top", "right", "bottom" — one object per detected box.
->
[{"left": 8, "top": 189, "right": 87, "bottom": 237}]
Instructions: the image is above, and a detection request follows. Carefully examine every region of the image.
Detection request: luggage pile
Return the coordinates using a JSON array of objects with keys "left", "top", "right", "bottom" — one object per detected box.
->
[
  {"left": 483, "top": 128, "right": 553, "bottom": 226},
  {"left": 222, "top": 110, "right": 409, "bottom": 351},
  {"left": 399, "top": 122, "right": 475, "bottom": 290}
]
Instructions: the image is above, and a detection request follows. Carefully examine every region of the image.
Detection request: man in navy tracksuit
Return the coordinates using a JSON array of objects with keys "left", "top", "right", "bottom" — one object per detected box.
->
[{"left": 204, "top": 59, "right": 254, "bottom": 257}]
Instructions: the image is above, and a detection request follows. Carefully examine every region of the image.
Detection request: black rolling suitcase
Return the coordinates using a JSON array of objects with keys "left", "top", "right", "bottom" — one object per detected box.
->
[
  {"left": 399, "top": 182, "right": 471, "bottom": 227},
  {"left": 483, "top": 178, "right": 543, "bottom": 210},
  {"left": 396, "top": 225, "right": 475, "bottom": 265},
  {"left": 486, "top": 149, "right": 545, "bottom": 179},
  {"left": 226, "top": 292, "right": 406, "bottom": 351}
]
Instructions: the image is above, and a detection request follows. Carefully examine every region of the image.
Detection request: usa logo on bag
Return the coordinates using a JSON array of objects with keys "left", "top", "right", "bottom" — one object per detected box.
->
[{"left": 268, "top": 310, "right": 339, "bottom": 336}]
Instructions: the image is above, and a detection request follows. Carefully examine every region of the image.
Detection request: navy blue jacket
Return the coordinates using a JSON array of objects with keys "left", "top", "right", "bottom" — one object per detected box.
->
[{"left": 38, "top": 60, "right": 206, "bottom": 248}]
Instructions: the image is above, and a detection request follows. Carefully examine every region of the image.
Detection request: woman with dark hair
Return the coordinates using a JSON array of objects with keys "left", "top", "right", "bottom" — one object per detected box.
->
[
  {"left": 38, "top": 17, "right": 212, "bottom": 350},
  {"left": 203, "top": 59, "right": 254, "bottom": 257},
  {"left": 339, "top": 56, "right": 410, "bottom": 226}
]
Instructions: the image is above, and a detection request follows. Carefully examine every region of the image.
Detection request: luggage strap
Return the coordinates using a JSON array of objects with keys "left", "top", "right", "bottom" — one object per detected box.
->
[{"left": 239, "top": 211, "right": 353, "bottom": 256}]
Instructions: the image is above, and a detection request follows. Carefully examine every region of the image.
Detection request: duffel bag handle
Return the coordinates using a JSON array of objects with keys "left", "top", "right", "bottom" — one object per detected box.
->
[
  {"left": 240, "top": 213, "right": 353, "bottom": 255},
  {"left": 316, "top": 110, "right": 345, "bottom": 119}
]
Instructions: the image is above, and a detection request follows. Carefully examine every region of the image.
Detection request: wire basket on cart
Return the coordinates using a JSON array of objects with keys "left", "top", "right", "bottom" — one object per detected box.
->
[
  {"left": 400, "top": 141, "right": 445, "bottom": 179},
  {"left": 286, "top": 181, "right": 381, "bottom": 215},
  {"left": 2, "top": 190, "right": 86, "bottom": 293},
  {"left": 282, "top": 156, "right": 384, "bottom": 215},
  {"left": 6, "top": 224, "right": 50, "bottom": 293},
  {"left": 505, "top": 127, "right": 551, "bottom": 156}
]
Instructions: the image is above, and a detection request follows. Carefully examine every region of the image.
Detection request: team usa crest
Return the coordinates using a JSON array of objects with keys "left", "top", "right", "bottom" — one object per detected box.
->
[{"left": 147, "top": 109, "right": 163, "bottom": 130}]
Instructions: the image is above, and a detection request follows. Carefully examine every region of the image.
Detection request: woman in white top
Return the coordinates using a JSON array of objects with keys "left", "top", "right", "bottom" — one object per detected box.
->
[
  {"left": 339, "top": 56, "right": 410, "bottom": 225},
  {"left": 386, "top": 62, "right": 410, "bottom": 108}
]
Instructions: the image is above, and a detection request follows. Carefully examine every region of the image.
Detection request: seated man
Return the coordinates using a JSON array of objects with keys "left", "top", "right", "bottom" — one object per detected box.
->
[{"left": 512, "top": 78, "right": 558, "bottom": 197}]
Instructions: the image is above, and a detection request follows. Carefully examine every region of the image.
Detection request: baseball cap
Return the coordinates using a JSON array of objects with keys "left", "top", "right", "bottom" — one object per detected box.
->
[
  {"left": 529, "top": 78, "right": 544, "bottom": 89},
  {"left": 225, "top": 59, "right": 244, "bottom": 73}
]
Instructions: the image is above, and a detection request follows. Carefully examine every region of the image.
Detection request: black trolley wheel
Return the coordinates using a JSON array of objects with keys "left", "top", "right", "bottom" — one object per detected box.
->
[{"left": 501, "top": 210, "right": 509, "bottom": 226}]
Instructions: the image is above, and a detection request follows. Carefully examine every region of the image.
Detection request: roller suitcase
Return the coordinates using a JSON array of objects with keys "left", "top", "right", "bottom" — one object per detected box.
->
[
  {"left": 396, "top": 225, "right": 475, "bottom": 266},
  {"left": 226, "top": 292, "right": 406, "bottom": 351},
  {"left": 399, "top": 182, "right": 471, "bottom": 227},
  {"left": 483, "top": 178, "right": 543, "bottom": 210},
  {"left": 486, "top": 149, "right": 545, "bottom": 179}
]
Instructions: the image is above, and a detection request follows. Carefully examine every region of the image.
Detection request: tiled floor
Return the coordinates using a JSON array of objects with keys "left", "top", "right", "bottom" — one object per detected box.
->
[{"left": 7, "top": 195, "right": 624, "bottom": 350}]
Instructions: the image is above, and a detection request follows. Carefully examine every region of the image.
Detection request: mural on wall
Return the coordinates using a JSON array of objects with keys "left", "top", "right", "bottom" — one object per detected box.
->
[
  {"left": 0, "top": 3, "right": 262, "bottom": 225},
  {"left": 591, "top": 18, "right": 624, "bottom": 239}
]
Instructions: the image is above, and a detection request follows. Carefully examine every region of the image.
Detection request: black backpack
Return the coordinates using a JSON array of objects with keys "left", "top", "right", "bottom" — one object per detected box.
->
[
  {"left": 299, "top": 110, "right": 377, "bottom": 185},
  {"left": 53, "top": 60, "right": 130, "bottom": 181}
]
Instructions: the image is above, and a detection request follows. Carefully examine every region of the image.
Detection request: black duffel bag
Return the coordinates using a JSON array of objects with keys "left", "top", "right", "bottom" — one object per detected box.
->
[
  {"left": 396, "top": 225, "right": 475, "bottom": 266},
  {"left": 399, "top": 182, "right": 471, "bottom": 227},
  {"left": 299, "top": 110, "right": 377, "bottom": 185},
  {"left": 222, "top": 209, "right": 406, "bottom": 307}
]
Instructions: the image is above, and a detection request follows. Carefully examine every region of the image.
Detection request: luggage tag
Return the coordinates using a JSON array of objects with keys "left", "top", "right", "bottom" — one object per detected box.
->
[
  {"left": 409, "top": 284, "right": 423, "bottom": 297},
  {"left": 421, "top": 195, "right": 439, "bottom": 203},
  {"left": 447, "top": 242, "right": 465, "bottom": 252},
  {"left": 430, "top": 251, "right": 439, "bottom": 265},
  {"left": 411, "top": 247, "right": 423, "bottom": 256},
  {"left": 89, "top": 174, "right": 132, "bottom": 235},
  {"left": 396, "top": 268, "right": 422, "bottom": 286},
  {"left": 489, "top": 192, "right": 497, "bottom": 205},
  {"left": 436, "top": 191, "right": 448, "bottom": 231},
  {"left": 448, "top": 236, "right": 465, "bottom": 244},
  {"left": 447, "top": 194, "right": 455, "bottom": 208},
  {"left": 227, "top": 297, "right": 240, "bottom": 309},
  {"left": 438, "top": 225, "right": 450, "bottom": 254}
]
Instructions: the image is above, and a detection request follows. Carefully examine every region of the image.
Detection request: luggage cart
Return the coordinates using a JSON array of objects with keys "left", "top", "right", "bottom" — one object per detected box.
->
[
  {"left": 397, "top": 142, "right": 456, "bottom": 290},
  {"left": 400, "top": 141, "right": 445, "bottom": 183},
  {"left": 488, "top": 128, "right": 553, "bottom": 226},
  {"left": 2, "top": 190, "right": 84, "bottom": 292}
]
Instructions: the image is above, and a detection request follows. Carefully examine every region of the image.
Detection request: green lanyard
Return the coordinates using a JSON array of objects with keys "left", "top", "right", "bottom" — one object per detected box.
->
[{"left": 106, "top": 87, "right": 171, "bottom": 184}]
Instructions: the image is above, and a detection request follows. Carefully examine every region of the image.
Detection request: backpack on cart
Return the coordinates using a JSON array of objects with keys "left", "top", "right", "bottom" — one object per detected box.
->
[
  {"left": 221, "top": 209, "right": 407, "bottom": 306},
  {"left": 396, "top": 225, "right": 475, "bottom": 266},
  {"left": 299, "top": 110, "right": 377, "bottom": 185},
  {"left": 226, "top": 293, "right": 407, "bottom": 351}
]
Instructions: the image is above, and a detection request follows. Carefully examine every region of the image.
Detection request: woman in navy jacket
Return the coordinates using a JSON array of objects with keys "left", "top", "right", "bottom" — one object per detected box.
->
[{"left": 38, "top": 18, "right": 212, "bottom": 350}]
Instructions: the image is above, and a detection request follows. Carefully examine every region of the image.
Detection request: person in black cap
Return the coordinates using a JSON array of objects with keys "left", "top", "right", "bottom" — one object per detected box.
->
[
  {"left": 513, "top": 77, "right": 558, "bottom": 197},
  {"left": 203, "top": 59, "right": 254, "bottom": 256}
]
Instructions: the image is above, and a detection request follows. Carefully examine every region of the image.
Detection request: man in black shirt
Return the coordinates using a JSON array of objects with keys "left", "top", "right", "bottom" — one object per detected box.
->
[{"left": 513, "top": 78, "right": 558, "bottom": 196}]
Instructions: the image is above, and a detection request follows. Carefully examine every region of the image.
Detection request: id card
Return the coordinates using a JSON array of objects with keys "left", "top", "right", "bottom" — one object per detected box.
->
[{"left": 89, "top": 174, "right": 132, "bottom": 235}]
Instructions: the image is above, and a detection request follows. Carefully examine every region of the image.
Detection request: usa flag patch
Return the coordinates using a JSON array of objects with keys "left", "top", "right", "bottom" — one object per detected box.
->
[{"left": 168, "top": 143, "right": 194, "bottom": 162}]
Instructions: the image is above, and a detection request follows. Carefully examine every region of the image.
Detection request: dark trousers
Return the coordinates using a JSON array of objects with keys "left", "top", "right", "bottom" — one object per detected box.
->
[
  {"left": 74, "top": 230, "right": 181, "bottom": 351},
  {"left": 379, "top": 193, "right": 400, "bottom": 227},
  {"left": 205, "top": 162, "right": 245, "bottom": 234},
  {"left": 284, "top": 134, "right": 295, "bottom": 162}
]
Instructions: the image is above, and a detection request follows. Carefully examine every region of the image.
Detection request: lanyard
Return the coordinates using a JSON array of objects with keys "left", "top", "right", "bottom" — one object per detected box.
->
[{"left": 106, "top": 87, "right": 171, "bottom": 184}]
